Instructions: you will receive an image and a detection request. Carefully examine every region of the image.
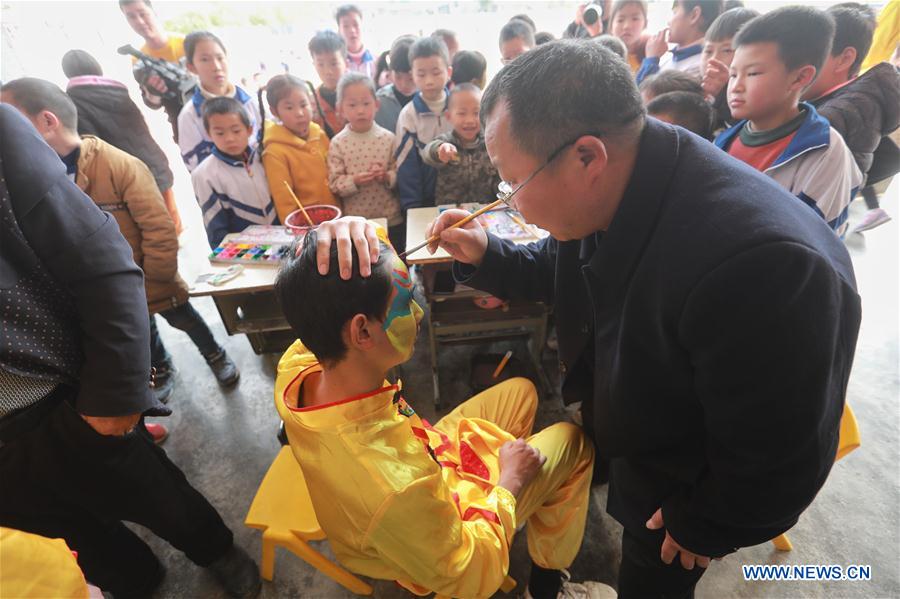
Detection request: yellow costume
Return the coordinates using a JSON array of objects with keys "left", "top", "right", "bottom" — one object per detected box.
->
[
  {"left": 0, "top": 528, "right": 89, "bottom": 598},
  {"left": 861, "top": 0, "right": 900, "bottom": 72},
  {"left": 274, "top": 342, "right": 594, "bottom": 599},
  {"left": 140, "top": 36, "right": 185, "bottom": 64}
]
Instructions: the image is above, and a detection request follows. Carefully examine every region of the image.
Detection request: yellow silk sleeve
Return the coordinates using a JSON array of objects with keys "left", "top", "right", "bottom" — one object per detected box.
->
[{"left": 365, "top": 471, "right": 517, "bottom": 599}]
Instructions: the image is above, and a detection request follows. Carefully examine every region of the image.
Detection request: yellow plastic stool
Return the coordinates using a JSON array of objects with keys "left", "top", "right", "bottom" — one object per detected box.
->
[
  {"left": 245, "top": 447, "right": 373, "bottom": 595},
  {"left": 770, "top": 403, "right": 860, "bottom": 552}
]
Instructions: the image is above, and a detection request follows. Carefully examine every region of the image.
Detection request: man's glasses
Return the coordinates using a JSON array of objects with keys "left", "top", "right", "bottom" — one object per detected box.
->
[{"left": 496, "top": 132, "right": 604, "bottom": 205}]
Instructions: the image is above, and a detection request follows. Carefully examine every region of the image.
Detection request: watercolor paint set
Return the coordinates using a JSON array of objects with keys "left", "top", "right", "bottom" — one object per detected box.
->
[{"left": 209, "top": 226, "right": 298, "bottom": 265}]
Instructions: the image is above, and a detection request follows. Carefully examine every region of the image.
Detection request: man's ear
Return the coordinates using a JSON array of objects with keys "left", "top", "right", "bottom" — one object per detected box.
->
[
  {"left": 793, "top": 64, "right": 818, "bottom": 91},
  {"left": 574, "top": 135, "right": 609, "bottom": 175},
  {"left": 346, "top": 313, "right": 378, "bottom": 351}
]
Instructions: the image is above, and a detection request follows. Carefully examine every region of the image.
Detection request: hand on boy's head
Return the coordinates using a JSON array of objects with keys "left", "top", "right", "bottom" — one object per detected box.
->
[
  {"left": 646, "top": 28, "right": 669, "bottom": 58},
  {"left": 314, "top": 217, "right": 380, "bottom": 279},
  {"left": 437, "top": 142, "right": 458, "bottom": 163}
]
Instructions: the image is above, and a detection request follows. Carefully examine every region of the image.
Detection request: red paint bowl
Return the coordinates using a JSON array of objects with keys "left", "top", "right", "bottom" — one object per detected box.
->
[{"left": 284, "top": 205, "right": 342, "bottom": 234}]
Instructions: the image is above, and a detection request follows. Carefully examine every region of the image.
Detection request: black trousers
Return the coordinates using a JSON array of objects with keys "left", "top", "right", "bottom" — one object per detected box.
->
[
  {"left": 0, "top": 388, "right": 233, "bottom": 596},
  {"left": 617, "top": 528, "right": 708, "bottom": 599}
]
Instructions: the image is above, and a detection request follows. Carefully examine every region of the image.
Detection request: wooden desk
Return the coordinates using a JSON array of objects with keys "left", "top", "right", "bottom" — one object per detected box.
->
[
  {"left": 405, "top": 206, "right": 551, "bottom": 407},
  {"left": 184, "top": 220, "right": 386, "bottom": 355}
]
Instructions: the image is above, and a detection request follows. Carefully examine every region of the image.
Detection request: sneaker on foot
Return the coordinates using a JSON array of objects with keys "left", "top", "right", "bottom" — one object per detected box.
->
[
  {"left": 851, "top": 208, "right": 891, "bottom": 233},
  {"left": 207, "top": 545, "right": 261, "bottom": 598},
  {"left": 524, "top": 570, "right": 617, "bottom": 599},
  {"left": 145, "top": 422, "right": 169, "bottom": 445},
  {"left": 206, "top": 350, "right": 240, "bottom": 387}
]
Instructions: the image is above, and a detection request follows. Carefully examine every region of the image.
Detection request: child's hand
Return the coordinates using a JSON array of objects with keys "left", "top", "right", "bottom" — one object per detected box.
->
[
  {"left": 702, "top": 58, "right": 729, "bottom": 99},
  {"left": 437, "top": 143, "right": 459, "bottom": 164},
  {"left": 646, "top": 28, "right": 669, "bottom": 58},
  {"left": 353, "top": 172, "right": 378, "bottom": 186}
]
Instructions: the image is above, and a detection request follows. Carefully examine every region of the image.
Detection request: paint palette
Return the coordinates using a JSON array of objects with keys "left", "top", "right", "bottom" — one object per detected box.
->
[{"left": 209, "top": 226, "right": 296, "bottom": 265}]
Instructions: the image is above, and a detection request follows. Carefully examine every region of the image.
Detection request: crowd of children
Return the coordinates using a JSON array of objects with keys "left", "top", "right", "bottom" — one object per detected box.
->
[{"left": 1, "top": 0, "right": 899, "bottom": 596}]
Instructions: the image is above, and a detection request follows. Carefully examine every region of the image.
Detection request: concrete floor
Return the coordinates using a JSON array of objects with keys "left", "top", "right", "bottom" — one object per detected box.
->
[{"left": 140, "top": 182, "right": 900, "bottom": 599}]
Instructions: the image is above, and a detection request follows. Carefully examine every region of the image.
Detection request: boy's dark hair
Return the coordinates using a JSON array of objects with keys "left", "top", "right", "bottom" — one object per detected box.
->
[
  {"left": 593, "top": 34, "right": 628, "bottom": 60},
  {"left": 184, "top": 31, "right": 226, "bottom": 64},
  {"left": 118, "top": 0, "right": 151, "bottom": 9},
  {"left": 509, "top": 14, "right": 537, "bottom": 31},
  {"left": 675, "top": 0, "right": 725, "bottom": 33},
  {"left": 451, "top": 50, "right": 487, "bottom": 86},
  {"left": 723, "top": 0, "right": 744, "bottom": 10},
  {"left": 734, "top": 6, "right": 835, "bottom": 73},
  {"left": 309, "top": 30, "right": 348, "bottom": 58},
  {"left": 610, "top": 0, "right": 648, "bottom": 24},
  {"left": 409, "top": 36, "right": 449, "bottom": 68},
  {"left": 62, "top": 49, "right": 103, "bottom": 78},
  {"left": 535, "top": 31, "right": 556, "bottom": 45},
  {"left": 639, "top": 69, "right": 703, "bottom": 100},
  {"left": 705, "top": 7, "right": 760, "bottom": 43},
  {"left": 647, "top": 91, "right": 714, "bottom": 139},
  {"left": 827, "top": 3, "right": 877, "bottom": 76},
  {"left": 389, "top": 35, "right": 416, "bottom": 73},
  {"left": 334, "top": 4, "right": 362, "bottom": 23},
  {"left": 337, "top": 71, "right": 376, "bottom": 104},
  {"left": 499, "top": 19, "right": 536, "bottom": 47},
  {"left": 275, "top": 231, "right": 393, "bottom": 366},
  {"left": 1, "top": 78, "right": 78, "bottom": 131},
  {"left": 202, "top": 96, "right": 251, "bottom": 131},
  {"left": 483, "top": 40, "right": 645, "bottom": 161},
  {"left": 449, "top": 82, "right": 482, "bottom": 106}
]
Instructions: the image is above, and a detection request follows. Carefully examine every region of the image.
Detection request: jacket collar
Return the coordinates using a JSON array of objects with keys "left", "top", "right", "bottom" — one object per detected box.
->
[
  {"left": 715, "top": 102, "right": 831, "bottom": 170},
  {"left": 583, "top": 119, "right": 679, "bottom": 293},
  {"left": 192, "top": 84, "right": 252, "bottom": 116},
  {"left": 412, "top": 89, "right": 449, "bottom": 115},
  {"left": 671, "top": 42, "right": 702, "bottom": 62},
  {"left": 66, "top": 75, "right": 127, "bottom": 90},
  {"left": 211, "top": 145, "right": 256, "bottom": 166}
]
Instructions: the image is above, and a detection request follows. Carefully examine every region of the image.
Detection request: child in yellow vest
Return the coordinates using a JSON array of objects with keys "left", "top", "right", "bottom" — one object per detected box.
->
[
  {"left": 259, "top": 74, "right": 340, "bottom": 223},
  {"left": 273, "top": 228, "right": 612, "bottom": 599}
]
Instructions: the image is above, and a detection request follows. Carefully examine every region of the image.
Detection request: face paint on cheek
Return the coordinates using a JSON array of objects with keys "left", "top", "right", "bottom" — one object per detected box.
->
[{"left": 383, "top": 259, "right": 420, "bottom": 357}]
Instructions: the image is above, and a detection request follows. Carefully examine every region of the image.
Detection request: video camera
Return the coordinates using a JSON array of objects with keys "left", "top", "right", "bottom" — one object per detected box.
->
[{"left": 118, "top": 44, "right": 195, "bottom": 102}]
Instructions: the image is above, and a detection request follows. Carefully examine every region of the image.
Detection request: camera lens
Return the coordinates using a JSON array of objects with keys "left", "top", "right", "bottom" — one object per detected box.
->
[{"left": 583, "top": 4, "right": 600, "bottom": 25}]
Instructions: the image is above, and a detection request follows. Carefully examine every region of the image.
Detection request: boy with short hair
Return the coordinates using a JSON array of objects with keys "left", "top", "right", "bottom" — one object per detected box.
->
[
  {"left": 309, "top": 30, "right": 349, "bottom": 139},
  {"left": 335, "top": 4, "right": 375, "bottom": 79},
  {"left": 192, "top": 97, "right": 277, "bottom": 249},
  {"left": 639, "top": 68, "right": 704, "bottom": 104},
  {"left": 714, "top": 6, "right": 863, "bottom": 236},
  {"left": 274, "top": 230, "right": 607, "bottom": 599},
  {"left": 803, "top": 3, "right": 900, "bottom": 233},
  {"left": 394, "top": 37, "right": 454, "bottom": 211},
  {"left": 637, "top": 0, "right": 724, "bottom": 84},
  {"left": 423, "top": 83, "right": 501, "bottom": 205},
  {"left": 375, "top": 35, "right": 417, "bottom": 134},
  {"left": 1, "top": 78, "right": 242, "bottom": 400},
  {"left": 647, "top": 90, "right": 714, "bottom": 138},
  {"left": 451, "top": 50, "right": 488, "bottom": 89},
  {"left": 499, "top": 19, "right": 535, "bottom": 64},
  {"left": 700, "top": 7, "right": 761, "bottom": 129}
]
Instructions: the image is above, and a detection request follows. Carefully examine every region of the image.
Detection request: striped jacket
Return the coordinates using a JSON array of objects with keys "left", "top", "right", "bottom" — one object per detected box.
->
[
  {"left": 393, "top": 92, "right": 453, "bottom": 211},
  {"left": 177, "top": 85, "right": 261, "bottom": 172},
  {"left": 190, "top": 146, "right": 277, "bottom": 248},
  {"left": 715, "top": 103, "right": 862, "bottom": 237}
]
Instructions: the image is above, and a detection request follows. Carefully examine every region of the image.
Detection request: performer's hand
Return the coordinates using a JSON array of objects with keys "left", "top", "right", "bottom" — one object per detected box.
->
[
  {"left": 314, "top": 216, "right": 381, "bottom": 279},
  {"left": 81, "top": 414, "right": 141, "bottom": 436},
  {"left": 498, "top": 439, "right": 546, "bottom": 498},
  {"left": 425, "top": 208, "right": 489, "bottom": 265},
  {"left": 646, "top": 28, "right": 670, "bottom": 59},
  {"left": 646, "top": 508, "right": 712, "bottom": 569},
  {"left": 702, "top": 58, "right": 729, "bottom": 98}
]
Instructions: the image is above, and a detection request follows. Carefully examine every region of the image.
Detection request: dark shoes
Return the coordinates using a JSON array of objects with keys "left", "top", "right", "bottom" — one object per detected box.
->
[
  {"left": 207, "top": 544, "right": 261, "bottom": 598},
  {"left": 206, "top": 350, "right": 240, "bottom": 387},
  {"left": 152, "top": 364, "right": 177, "bottom": 404}
]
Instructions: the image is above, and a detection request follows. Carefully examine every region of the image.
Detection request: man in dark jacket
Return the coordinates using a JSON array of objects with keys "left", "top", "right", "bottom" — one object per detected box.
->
[
  {"left": 0, "top": 105, "right": 259, "bottom": 598},
  {"left": 314, "top": 41, "right": 863, "bottom": 598}
]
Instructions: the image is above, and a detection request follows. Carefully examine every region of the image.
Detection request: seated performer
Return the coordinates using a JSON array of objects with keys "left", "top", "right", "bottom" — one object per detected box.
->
[{"left": 273, "top": 228, "right": 610, "bottom": 599}]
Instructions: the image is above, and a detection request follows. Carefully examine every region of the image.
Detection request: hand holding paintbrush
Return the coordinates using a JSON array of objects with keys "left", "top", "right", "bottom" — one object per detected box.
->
[{"left": 401, "top": 199, "right": 502, "bottom": 260}]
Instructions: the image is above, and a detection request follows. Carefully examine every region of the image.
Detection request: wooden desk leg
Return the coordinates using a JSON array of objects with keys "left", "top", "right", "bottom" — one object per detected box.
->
[{"left": 426, "top": 297, "right": 441, "bottom": 409}]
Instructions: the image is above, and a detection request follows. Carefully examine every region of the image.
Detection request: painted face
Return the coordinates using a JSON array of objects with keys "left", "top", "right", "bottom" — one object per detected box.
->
[{"left": 382, "top": 256, "right": 424, "bottom": 359}]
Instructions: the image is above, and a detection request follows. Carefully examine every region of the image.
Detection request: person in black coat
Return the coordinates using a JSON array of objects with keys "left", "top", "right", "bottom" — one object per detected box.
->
[
  {"left": 314, "top": 41, "right": 862, "bottom": 599},
  {"left": 0, "top": 104, "right": 259, "bottom": 598}
]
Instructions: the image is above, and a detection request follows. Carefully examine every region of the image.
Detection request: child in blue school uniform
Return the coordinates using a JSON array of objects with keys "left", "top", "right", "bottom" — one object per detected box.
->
[{"left": 191, "top": 97, "right": 277, "bottom": 249}]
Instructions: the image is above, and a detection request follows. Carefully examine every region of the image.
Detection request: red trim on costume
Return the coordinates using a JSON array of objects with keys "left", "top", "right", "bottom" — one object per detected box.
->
[
  {"left": 438, "top": 460, "right": 458, "bottom": 469},
  {"left": 462, "top": 506, "right": 501, "bottom": 524},
  {"left": 282, "top": 364, "right": 398, "bottom": 412},
  {"left": 411, "top": 427, "right": 430, "bottom": 443},
  {"left": 452, "top": 492, "right": 462, "bottom": 516},
  {"left": 459, "top": 441, "right": 490, "bottom": 479},
  {"left": 421, "top": 419, "right": 453, "bottom": 456}
]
